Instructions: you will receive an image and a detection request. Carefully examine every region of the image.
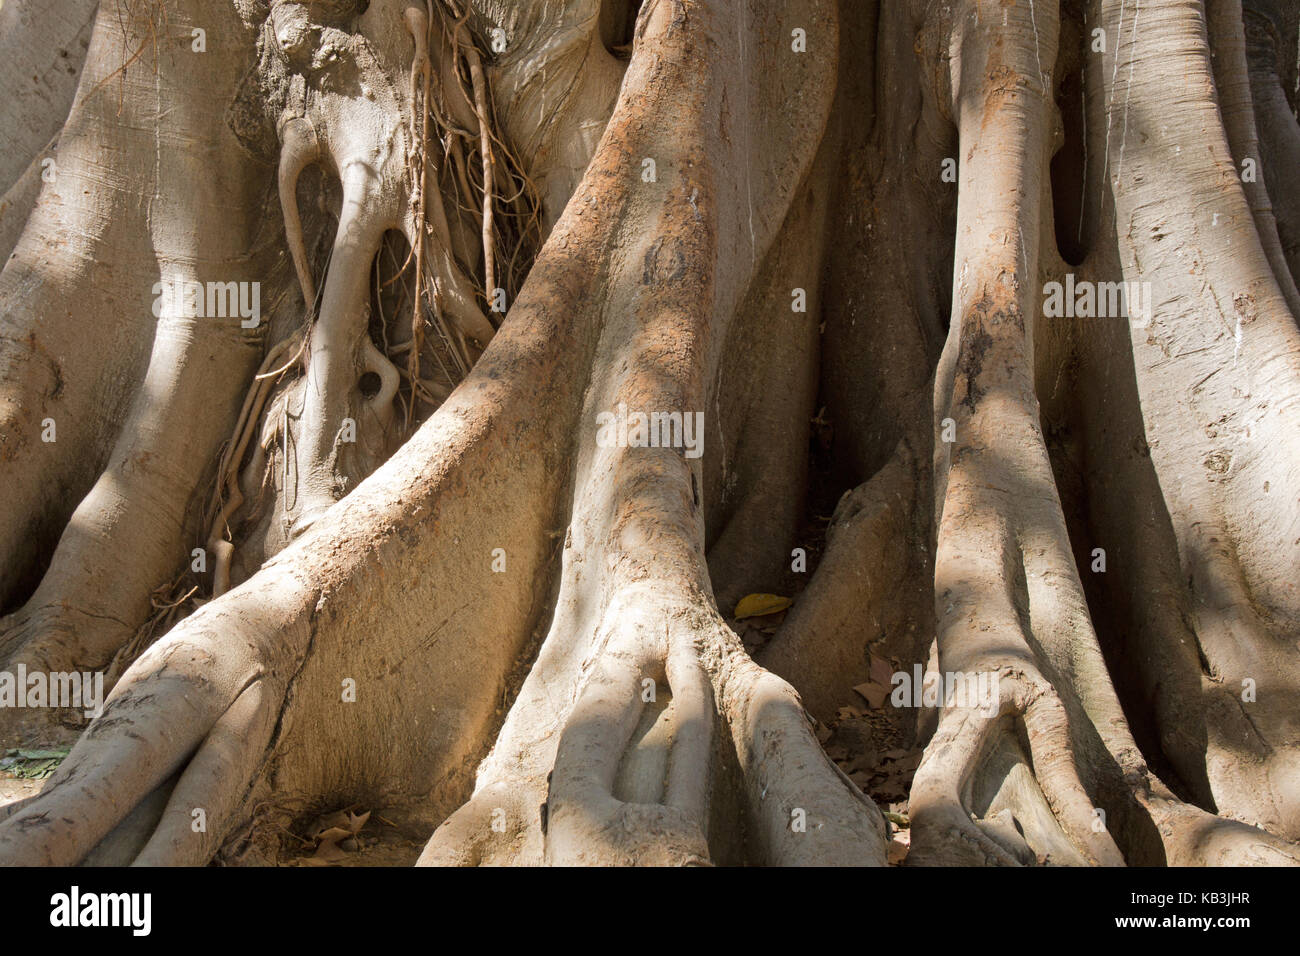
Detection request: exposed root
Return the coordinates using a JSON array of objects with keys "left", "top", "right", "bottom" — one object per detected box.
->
[
  {"left": 908, "top": 666, "right": 1124, "bottom": 866},
  {"left": 419, "top": 0, "right": 879, "bottom": 868},
  {"left": 1096, "top": 0, "right": 1300, "bottom": 838},
  {"left": 4, "top": 0, "right": 1300, "bottom": 872}
]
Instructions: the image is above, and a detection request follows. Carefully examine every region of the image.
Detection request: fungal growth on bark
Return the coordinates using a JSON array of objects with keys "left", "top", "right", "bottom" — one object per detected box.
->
[{"left": 0, "top": 0, "right": 1297, "bottom": 868}]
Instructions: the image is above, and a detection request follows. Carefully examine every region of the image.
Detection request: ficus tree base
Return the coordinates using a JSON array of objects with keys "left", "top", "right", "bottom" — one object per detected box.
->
[{"left": 1, "top": 0, "right": 1299, "bottom": 867}]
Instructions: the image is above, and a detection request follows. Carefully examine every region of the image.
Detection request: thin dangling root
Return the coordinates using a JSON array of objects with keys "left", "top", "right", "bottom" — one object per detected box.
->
[
  {"left": 203, "top": 330, "right": 305, "bottom": 598},
  {"left": 277, "top": 116, "right": 322, "bottom": 310},
  {"left": 435, "top": 0, "right": 540, "bottom": 312},
  {"left": 404, "top": 1, "right": 433, "bottom": 426},
  {"left": 391, "top": 0, "right": 539, "bottom": 422},
  {"left": 458, "top": 12, "right": 497, "bottom": 299},
  {"left": 184, "top": 110, "right": 325, "bottom": 598}
]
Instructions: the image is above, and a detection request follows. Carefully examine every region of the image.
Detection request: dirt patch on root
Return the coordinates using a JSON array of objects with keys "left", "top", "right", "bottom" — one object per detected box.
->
[
  {"left": 0, "top": 773, "right": 46, "bottom": 810},
  {"left": 1, "top": 724, "right": 79, "bottom": 812}
]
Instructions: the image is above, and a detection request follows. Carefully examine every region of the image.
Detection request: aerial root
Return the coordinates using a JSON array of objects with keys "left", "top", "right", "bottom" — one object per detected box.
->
[
  {"left": 392, "top": 0, "right": 518, "bottom": 423},
  {"left": 277, "top": 115, "right": 322, "bottom": 309},
  {"left": 463, "top": 34, "right": 496, "bottom": 298},
  {"left": 204, "top": 330, "right": 305, "bottom": 598},
  {"left": 188, "top": 0, "right": 532, "bottom": 604},
  {"left": 404, "top": 1, "right": 433, "bottom": 425}
]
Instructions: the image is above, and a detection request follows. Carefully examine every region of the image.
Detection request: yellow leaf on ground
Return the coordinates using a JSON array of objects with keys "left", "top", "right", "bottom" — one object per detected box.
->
[{"left": 734, "top": 593, "right": 792, "bottom": 619}]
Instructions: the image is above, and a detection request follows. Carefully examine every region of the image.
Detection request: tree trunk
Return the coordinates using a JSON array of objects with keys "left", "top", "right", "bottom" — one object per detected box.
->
[{"left": 0, "top": 0, "right": 1297, "bottom": 867}]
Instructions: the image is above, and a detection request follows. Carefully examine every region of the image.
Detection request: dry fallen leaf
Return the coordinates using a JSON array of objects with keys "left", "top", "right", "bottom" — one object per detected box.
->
[
  {"left": 317, "top": 826, "right": 352, "bottom": 844},
  {"left": 853, "top": 681, "right": 890, "bottom": 709},
  {"left": 868, "top": 653, "right": 895, "bottom": 687},
  {"left": 305, "top": 808, "right": 373, "bottom": 864}
]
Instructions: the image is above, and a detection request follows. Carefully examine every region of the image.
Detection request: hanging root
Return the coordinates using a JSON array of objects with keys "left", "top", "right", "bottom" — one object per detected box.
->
[
  {"left": 393, "top": 0, "right": 534, "bottom": 422},
  {"left": 203, "top": 331, "right": 305, "bottom": 598},
  {"left": 458, "top": 13, "right": 497, "bottom": 299},
  {"left": 435, "top": 0, "right": 539, "bottom": 311},
  {"left": 277, "top": 116, "right": 322, "bottom": 309},
  {"left": 403, "top": 1, "right": 432, "bottom": 425}
]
